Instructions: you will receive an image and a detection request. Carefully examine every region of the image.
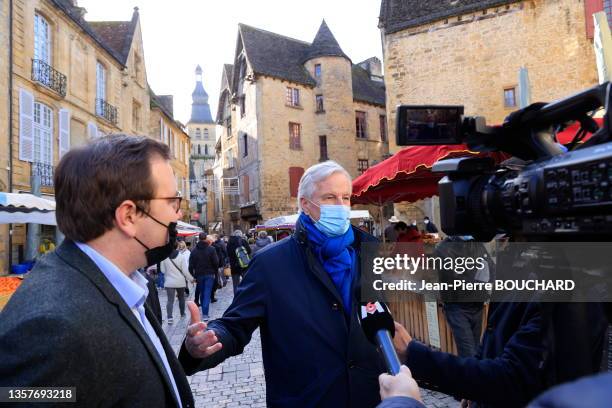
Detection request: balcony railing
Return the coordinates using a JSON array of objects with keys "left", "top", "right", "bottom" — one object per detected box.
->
[
  {"left": 31, "top": 59, "right": 67, "bottom": 97},
  {"left": 96, "top": 98, "right": 118, "bottom": 125},
  {"left": 32, "top": 162, "right": 54, "bottom": 187}
]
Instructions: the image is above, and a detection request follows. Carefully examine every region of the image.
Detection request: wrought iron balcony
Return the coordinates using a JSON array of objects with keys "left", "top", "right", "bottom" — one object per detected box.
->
[
  {"left": 31, "top": 59, "right": 67, "bottom": 97},
  {"left": 96, "top": 98, "right": 118, "bottom": 125},
  {"left": 32, "top": 162, "right": 54, "bottom": 187}
]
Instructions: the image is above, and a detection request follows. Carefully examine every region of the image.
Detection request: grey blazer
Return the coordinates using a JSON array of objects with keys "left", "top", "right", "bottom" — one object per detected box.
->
[{"left": 0, "top": 240, "right": 195, "bottom": 407}]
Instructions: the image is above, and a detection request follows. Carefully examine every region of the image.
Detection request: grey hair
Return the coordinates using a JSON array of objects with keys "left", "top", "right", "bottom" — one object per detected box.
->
[
  {"left": 297, "top": 160, "right": 352, "bottom": 212},
  {"left": 233, "top": 229, "right": 243, "bottom": 237},
  {"left": 258, "top": 230, "right": 268, "bottom": 238}
]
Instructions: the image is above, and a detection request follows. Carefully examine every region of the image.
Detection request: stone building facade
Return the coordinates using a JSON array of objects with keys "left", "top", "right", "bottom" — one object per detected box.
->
[
  {"left": 1, "top": 1, "right": 185, "bottom": 273},
  {"left": 0, "top": 0, "right": 10, "bottom": 273},
  {"left": 380, "top": 0, "right": 603, "bottom": 153},
  {"left": 149, "top": 92, "right": 191, "bottom": 218},
  {"left": 217, "top": 21, "right": 388, "bottom": 233},
  {"left": 378, "top": 0, "right": 605, "bottom": 231}
]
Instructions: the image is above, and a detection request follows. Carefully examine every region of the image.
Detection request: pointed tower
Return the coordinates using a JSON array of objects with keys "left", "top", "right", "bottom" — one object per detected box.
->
[
  {"left": 189, "top": 65, "right": 213, "bottom": 124},
  {"left": 303, "top": 19, "right": 349, "bottom": 63},
  {"left": 302, "top": 20, "right": 356, "bottom": 176},
  {"left": 187, "top": 65, "right": 216, "bottom": 218}
]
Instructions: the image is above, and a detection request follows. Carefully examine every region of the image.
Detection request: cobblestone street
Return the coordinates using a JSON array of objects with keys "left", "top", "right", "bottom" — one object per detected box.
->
[{"left": 160, "top": 279, "right": 455, "bottom": 408}]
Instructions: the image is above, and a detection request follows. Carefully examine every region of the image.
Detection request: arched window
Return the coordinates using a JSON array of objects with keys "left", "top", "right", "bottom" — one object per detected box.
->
[
  {"left": 204, "top": 129, "right": 209, "bottom": 139},
  {"left": 195, "top": 128, "right": 201, "bottom": 139}
]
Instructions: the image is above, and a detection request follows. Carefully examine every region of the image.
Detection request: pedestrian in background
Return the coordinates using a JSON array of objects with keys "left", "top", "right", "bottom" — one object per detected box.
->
[
  {"left": 252, "top": 230, "right": 272, "bottom": 254},
  {"left": 160, "top": 243, "right": 194, "bottom": 324},
  {"left": 385, "top": 216, "right": 400, "bottom": 242},
  {"left": 189, "top": 232, "right": 219, "bottom": 320},
  {"left": 226, "top": 229, "right": 252, "bottom": 295}
]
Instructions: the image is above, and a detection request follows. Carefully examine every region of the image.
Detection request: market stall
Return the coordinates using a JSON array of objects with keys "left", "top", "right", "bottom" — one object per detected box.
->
[
  {"left": 351, "top": 145, "right": 503, "bottom": 353},
  {"left": 0, "top": 192, "right": 56, "bottom": 225},
  {"left": 258, "top": 211, "right": 372, "bottom": 241}
]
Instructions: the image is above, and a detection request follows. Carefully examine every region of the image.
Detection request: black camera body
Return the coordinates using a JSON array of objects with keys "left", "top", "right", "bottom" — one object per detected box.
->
[{"left": 396, "top": 83, "right": 612, "bottom": 241}]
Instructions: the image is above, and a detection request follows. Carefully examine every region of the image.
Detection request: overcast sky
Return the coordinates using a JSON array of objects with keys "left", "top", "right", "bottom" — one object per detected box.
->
[{"left": 78, "top": 0, "right": 384, "bottom": 125}]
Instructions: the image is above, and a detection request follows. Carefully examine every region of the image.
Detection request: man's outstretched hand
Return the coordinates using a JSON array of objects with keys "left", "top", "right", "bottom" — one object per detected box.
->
[{"left": 184, "top": 301, "right": 223, "bottom": 359}]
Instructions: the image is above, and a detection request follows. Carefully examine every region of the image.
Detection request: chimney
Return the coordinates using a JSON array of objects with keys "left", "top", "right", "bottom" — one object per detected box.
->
[{"left": 358, "top": 57, "right": 383, "bottom": 82}]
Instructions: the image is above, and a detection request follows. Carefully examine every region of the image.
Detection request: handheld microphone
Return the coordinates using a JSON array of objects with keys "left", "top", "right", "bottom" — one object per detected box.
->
[{"left": 357, "top": 301, "right": 401, "bottom": 375}]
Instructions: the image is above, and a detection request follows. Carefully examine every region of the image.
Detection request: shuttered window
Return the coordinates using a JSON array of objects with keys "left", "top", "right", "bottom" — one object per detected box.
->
[
  {"left": 59, "top": 109, "right": 70, "bottom": 158},
  {"left": 585, "top": 0, "right": 604, "bottom": 39},
  {"left": 19, "top": 89, "right": 35, "bottom": 162},
  {"left": 289, "top": 167, "right": 305, "bottom": 198}
]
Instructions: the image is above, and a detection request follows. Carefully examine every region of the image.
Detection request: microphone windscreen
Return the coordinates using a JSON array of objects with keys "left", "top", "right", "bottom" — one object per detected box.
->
[{"left": 357, "top": 301, "right": 395, "bottom": 345}]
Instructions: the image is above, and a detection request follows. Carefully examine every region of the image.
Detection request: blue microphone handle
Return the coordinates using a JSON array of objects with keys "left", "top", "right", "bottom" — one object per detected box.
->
[{"left": 375, "top": 329, "right": 401, "bottom": 375}]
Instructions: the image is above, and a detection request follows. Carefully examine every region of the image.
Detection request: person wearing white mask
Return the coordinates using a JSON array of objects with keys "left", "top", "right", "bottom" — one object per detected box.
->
[{"left": 180, "top": 160, "right": 388, "bottom": 407}]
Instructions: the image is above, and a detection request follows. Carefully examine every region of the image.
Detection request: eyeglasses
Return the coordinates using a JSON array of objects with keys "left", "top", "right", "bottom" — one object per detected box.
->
[{"left": 136, "top": 193, "right": 183, "bottom": 213}]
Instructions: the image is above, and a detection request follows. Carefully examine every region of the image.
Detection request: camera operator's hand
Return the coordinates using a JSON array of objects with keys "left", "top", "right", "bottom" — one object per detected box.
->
[
  {"left": 379, "top": 365, "right": 422, "bottom": 402},
  {"left": 393, "top": 321, "right": 413, "bottom": 362}
]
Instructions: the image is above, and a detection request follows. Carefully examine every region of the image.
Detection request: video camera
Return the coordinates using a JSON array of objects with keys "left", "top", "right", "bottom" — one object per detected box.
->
[{"left": 396, "top": 82, "right": 612, "bottom": 241}]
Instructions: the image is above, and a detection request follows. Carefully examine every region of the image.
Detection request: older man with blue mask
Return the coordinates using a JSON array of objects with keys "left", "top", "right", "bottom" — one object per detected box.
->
[{"left": 179, "top": 161, "right": 401, "bottom": 408}]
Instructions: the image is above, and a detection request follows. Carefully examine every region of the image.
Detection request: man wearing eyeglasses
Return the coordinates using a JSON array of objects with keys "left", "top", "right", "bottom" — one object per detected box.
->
[{"left": 0, "top": 135, "right": 221, "bottom": 407}]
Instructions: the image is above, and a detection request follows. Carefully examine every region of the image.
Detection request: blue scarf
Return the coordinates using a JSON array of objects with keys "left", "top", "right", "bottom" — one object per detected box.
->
[{"left": 299, "top": 213, "right": 356, "bottom": 316}]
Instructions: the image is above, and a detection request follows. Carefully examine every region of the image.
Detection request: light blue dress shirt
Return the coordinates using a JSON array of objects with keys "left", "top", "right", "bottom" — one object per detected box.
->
[{"left": 75, "top": 242, "right": 182, "bottom": 408}]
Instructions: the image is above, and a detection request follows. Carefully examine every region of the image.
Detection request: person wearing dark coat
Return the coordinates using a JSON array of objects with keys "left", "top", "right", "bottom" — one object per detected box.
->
[
  {"left": 209, "top": 235, "right": 228, "bottom": 302},
  {"left": 226, "top": 230, "right": 252, "bottom": 295},
  {"left": 252, "top": 231, "right": 272, "bottom": 254},
  {"left": 189, "top": 233, "right": 219, "bottom": 320},
  {"left": 392, "top": 301, "right": 607, "bottom": 407},
  {"left": 180, "top": 161, "right": 388, "bottom": 407},
  {"left": 423, "top": 216, "right": 438, "bottom": 234}
]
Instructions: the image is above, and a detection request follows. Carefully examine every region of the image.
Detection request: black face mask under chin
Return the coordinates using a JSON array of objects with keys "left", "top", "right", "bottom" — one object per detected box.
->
[{"left": 133, "top": 209, "right": 178, "bottom": 267}]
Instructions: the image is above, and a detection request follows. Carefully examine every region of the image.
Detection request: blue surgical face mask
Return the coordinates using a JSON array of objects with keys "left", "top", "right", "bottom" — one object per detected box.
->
[{"left": 308, "top": 200, "right": 351, "bottom": 237}]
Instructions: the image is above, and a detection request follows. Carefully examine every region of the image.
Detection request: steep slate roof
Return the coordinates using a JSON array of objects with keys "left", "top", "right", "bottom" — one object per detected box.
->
[
  {"left": 156, "top": 95, "right": 174, "bottom": 117},
  {"left": 239, "top": 24, "right": 316, "bottom": 87},
  {"left": 237, "top": 23, "right": 384, "bottom": 106},
  {"left": 223, "top": 64, "right": 234, "bottom": 87},
  {"left": 216, "top": 64, "right": 234, "bottom": 124},
  {"left": 50, "top": 0, "right": 133, "bottom": 67},
  {"left": 379, "top": 0, "right": 520, "bottom": 34},
  {"left": 303, "top": 20, "right": 350, "bottom": 63},
  {"left": 352, "top": 65, "right": 385, "bottom": 106},
  {"left": 89, "top": 17, "right": 137, "bottom": 65},
  {"left": 149, "top": 88, "right": 184, "bottom": 131}
]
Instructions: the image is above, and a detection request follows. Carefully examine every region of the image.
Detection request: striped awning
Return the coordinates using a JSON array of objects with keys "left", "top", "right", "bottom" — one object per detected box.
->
[{"left": 0, "top": 193, "right": 56, "bottom": 225}]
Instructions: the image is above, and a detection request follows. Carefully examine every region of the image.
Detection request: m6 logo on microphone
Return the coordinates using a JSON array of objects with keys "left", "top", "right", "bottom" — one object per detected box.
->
[{"left": 362, "top": 301, "right": 385, "bottom": 318}]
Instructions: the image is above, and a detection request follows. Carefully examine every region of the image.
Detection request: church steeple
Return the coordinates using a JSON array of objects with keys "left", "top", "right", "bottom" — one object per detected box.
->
[{"left": 189, "top": 65, "right": 213, "bottom": 124}]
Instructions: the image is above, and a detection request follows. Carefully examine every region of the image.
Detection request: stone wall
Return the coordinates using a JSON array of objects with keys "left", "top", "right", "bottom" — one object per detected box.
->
[
  {"left": 384, "top": 0, "right": 599, "bottom": 153},
  {"left": 0, "top": 0, "right": 10, "bottom": 273}
]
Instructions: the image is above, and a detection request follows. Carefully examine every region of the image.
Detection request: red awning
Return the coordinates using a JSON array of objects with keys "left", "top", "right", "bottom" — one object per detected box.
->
[
  {"left": 556, "top": 117, "right": 603, "bottom": 144},
  {"left": 352, "top": 145, "right": 504, "bottom": 205}
]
